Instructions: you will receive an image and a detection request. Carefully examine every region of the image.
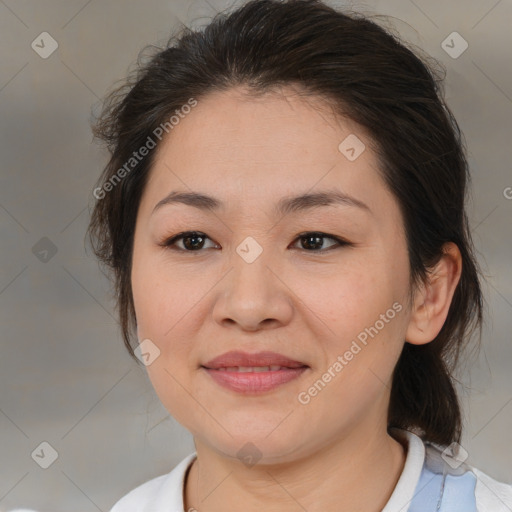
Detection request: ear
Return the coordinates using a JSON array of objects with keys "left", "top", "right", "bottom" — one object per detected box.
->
[{"left": 405, "top": 242, "right": 462, "bottom": 345}]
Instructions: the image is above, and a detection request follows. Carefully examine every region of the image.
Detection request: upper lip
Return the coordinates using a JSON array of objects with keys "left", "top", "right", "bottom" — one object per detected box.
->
[{"left": 202, "top": 350, "right": 308, "bottom": 369}]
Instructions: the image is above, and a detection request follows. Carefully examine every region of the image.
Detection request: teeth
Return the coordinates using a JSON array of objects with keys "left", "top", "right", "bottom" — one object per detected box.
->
[{"left": 217, "top": 366, "right": 284, "bottom": 372}]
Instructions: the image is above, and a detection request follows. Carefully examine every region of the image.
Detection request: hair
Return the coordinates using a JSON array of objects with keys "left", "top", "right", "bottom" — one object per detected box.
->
[{"left": 86, "top": 0, "right": 484, "bottom": 446}]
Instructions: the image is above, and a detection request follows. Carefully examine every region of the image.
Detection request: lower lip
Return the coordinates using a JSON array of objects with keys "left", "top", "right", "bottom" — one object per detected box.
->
[{"left": 202, "top": 367, "right": 308, "bottom": 394}]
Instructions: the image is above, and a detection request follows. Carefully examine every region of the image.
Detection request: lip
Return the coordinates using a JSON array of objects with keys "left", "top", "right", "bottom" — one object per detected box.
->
[
  {"left": 203, "top": 350, "right": 307, "bottom": 369},
  {"left": 203, "top": 367, "right": 308, "bottom": 394},
  {"left": 201, "top": 351, "right": 309, "bottom": 394}
]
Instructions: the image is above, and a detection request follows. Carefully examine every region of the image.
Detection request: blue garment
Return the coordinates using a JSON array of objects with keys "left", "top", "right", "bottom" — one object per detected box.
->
[
  {"left": 383, "top": 428, "right": 511, "bottom": 511},
  {"left": 408, "top": 443, "right": 479, "bottom": 511}
]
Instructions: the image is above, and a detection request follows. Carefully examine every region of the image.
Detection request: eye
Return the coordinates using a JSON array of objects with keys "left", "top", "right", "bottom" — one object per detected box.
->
[
  {"left": 160, "top": 231, "right": 219, "bottom": 252},
  {"left": 290, "top": 232, "right": 351, "bottom": 252},
  {"left": 159, "top": 231, "right": 351, "bottom": 253}
]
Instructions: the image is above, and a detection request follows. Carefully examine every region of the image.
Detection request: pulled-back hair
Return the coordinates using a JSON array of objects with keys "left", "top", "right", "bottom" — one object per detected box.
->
[{"left": 87, "top": 0, "right": 484, "bottom": 446}]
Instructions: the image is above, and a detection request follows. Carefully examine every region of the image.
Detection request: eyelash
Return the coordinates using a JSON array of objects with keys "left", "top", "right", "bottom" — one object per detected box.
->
[{"left": 158, "top": 231, "right": 352, "bottom": 253}]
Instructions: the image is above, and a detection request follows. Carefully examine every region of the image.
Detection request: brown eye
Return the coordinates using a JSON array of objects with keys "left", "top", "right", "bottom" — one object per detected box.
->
[
  {"left": 162, "top": 231, "right": 218, "bottom": 251},
  {"left": 160, "top": 230, "right": 350, "bottom": 253},
  {"left": 291, "top": 232, "right": 350, "bottom": 252}
]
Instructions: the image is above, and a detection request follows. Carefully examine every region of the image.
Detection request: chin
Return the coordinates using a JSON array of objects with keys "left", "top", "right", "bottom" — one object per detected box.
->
[{"left": 196, "top": 423, "right": 310, "bottom": 466}]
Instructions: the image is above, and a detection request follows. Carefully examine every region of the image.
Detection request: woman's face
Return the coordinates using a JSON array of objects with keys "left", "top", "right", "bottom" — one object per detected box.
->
[{"left": 131, "top": 85, "right": 414, "bottom": 462}]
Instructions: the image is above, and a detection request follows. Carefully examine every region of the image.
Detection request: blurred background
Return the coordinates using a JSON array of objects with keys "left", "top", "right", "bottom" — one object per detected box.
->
[{"left": 0, "top": 0, "right": 511, "bottom": 510}]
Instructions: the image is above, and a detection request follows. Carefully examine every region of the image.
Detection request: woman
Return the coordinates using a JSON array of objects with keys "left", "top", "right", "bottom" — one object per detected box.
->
[{"left": 87, "top": 0, "right": 512, "bottom": 510}]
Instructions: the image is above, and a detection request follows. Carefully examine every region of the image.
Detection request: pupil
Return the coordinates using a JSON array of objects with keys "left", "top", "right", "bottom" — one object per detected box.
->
[
  {"left": 303, "top": 234, "right": 322, "bottom": 250},
  {"left": 185, "top": 234, "right": 203, "bottom": 250}
]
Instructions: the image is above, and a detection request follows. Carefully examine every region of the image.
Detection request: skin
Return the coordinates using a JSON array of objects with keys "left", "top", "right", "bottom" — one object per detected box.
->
[{"left": 130, "top": 84, "right": 462, "bottom": 512}]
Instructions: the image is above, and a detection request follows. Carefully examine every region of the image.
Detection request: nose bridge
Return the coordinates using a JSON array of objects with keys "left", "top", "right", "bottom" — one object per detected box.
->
[
  {"left": 235, "top": 234, "right": 266, "bottom": 266},
  {"left": 231, "top": 234, "right": 277, "bottom": 304},
  {"left": 213, "top": 234, "right": 293, "bottom": 329}
]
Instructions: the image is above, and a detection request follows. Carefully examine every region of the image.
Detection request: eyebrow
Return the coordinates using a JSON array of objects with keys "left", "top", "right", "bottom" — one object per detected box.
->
[{"left": 152, "top": 189, "right": 372, "bottom": 217}]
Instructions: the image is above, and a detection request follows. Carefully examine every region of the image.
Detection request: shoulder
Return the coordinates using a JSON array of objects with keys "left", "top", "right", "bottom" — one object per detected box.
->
[
  {"left": 424, "top": 440, "right": 512, "bottom": 512},
  {"left": 109, "top": 452, "right": 197, "bottom": 512},
  {"left": 386, "top": 428, "right": 512, "bottom": 512},
  {"left": 472, "top": 466, "right": 512, "bottom": 512},
  {"left": 109, "top": 473, "right": 169, "bottom": 511}
]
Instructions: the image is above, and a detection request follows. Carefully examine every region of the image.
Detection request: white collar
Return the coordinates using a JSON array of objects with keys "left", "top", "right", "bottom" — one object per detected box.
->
[
  {"left": 127, "top": 428, "right": 426, "bottom": 512},
  {"left": 382, "top": 428, "right": 426, "bottom": 512},
  {"left": 112, "top": 427, "right": 512, "bottom": 511}
]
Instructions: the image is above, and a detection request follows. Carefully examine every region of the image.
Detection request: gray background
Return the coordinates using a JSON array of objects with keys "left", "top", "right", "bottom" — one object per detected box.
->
[{"left": 0, "top": 0, "right": 511, "bottom": 510}]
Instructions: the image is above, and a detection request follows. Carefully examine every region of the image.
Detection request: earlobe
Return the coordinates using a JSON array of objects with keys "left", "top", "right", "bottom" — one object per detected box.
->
[{"left": 405, "top": 242, "right": 462, "bottom": 346}]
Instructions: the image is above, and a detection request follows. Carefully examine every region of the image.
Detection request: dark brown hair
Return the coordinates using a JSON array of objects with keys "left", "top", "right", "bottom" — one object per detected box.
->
[{"left": 87, "top": 0, "right": 484, "bottom": 446}]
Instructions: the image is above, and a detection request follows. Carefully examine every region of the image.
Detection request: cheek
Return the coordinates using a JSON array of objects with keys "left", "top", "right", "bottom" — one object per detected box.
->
[
  {"left": 131, "top": 248, "right": 201, "bottom": 340},
  {"left": 289, "top": 260, "right": 395, "bottom": 338},
  {"left": 130, "top": 249, "right": 208, "bottom": 422},
  {"left": 145, "top": 359, "right": 201, "bottom": 432},
  {"left": 132, "top": 270, "right": 201, "bottom": 383},
  {"left": 294, "top": 255, "right": 408, "bottom": 383}
]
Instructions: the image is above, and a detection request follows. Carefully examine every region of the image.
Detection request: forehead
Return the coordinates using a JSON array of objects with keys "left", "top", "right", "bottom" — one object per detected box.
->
[
  {"left": 156, "top": 84, "right": 365, "bottom": 164},
  {"left": 142, "top": 85, "right": 392, "bottom": 219}
]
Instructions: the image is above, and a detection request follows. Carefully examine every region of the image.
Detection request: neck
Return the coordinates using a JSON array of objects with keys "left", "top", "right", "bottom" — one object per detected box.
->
[{"left": 184, "top": 424, "right": 406, "bottom": 512}]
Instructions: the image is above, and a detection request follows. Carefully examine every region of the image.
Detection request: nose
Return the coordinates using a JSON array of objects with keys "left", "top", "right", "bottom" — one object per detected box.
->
[{"left": 212, "top": 249, "right": 294, "bottom": 332}]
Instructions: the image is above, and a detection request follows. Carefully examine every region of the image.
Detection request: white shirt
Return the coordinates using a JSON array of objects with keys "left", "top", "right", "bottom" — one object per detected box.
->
[{"left": 109, "top": 428, "right": 512, "bottom": 511}]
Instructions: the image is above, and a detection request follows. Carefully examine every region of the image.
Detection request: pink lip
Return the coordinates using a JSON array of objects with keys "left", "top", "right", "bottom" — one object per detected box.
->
[
  {"left": 203, "top": 350, "right": 307, "bottom": 369},
  {"left": 201, "top": 350, "right": 309, "bottom": 394},
  {"left": 203, "top": 367, "right": 308, "bottom": 394}
]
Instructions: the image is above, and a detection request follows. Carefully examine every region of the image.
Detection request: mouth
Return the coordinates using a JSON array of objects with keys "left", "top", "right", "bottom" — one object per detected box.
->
[
  {"left": 201, "top": 366, "right": 308, "bottom": 394},
  {"left": 209, "top": 365, "right": 300, "bottom": 372},
  {"left": 201, "top": 351, "right": 309, "bottom": 394},
  {"left": 202, "top": 350, "right": 308, "bottom": 370}
]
